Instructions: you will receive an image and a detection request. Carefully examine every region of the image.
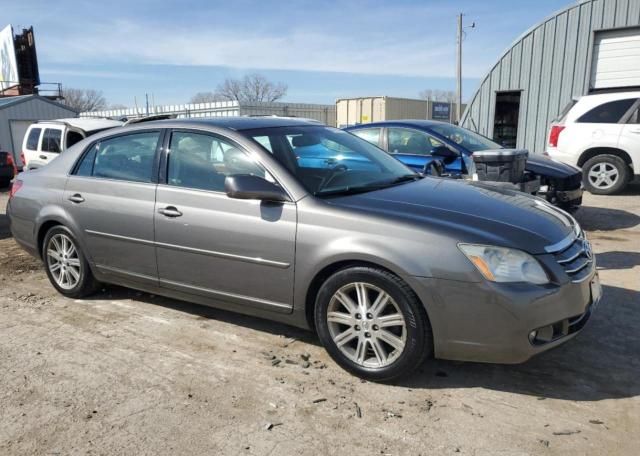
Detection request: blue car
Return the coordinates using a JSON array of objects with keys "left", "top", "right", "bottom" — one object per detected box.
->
[{"left": 344, "top": 120, "right": 583, "bottom": 210}]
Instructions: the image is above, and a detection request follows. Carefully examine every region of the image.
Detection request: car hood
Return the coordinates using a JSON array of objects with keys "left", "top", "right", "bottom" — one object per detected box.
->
[
  {"left": 525, "top": 153, "right": 581, "bottom": 178},
  {"left": 327, "top": 177, "right": 577, "bottom": 254}
]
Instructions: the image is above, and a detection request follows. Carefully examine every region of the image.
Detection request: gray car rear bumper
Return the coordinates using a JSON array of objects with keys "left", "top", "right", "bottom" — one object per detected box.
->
[{"left": 409, "top": 269, "right": 599, "bottom": 364}]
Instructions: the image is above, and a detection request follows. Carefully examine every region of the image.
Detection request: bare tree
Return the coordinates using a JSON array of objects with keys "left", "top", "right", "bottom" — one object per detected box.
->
[
  {"left": 189, "top": 92, "right": 223, "bottom": 104},
  {"left": 419, "top": 89, "right": 434, "bottom": 101},
  {"left": 62, "top": 88, "right": 107, "bottom": 112},
  {"left": 214, "top": 73, "right": 287, "bottom": 103},
  {"left": 419, "top": 89, "right": 456, "bottom": 103}
]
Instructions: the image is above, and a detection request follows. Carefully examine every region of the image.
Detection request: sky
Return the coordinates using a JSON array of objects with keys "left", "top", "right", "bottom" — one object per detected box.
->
[{"left": 4, "top": 0, "right": 571, "bottom": 108}]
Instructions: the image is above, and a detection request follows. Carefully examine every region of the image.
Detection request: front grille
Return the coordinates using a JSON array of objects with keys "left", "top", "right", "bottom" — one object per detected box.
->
[{"left": 552, "top": 234, "right": 594, "bottom": 283}]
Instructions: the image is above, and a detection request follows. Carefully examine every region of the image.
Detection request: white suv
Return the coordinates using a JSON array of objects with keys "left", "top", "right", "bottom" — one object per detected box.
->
[
  {"left": 547, "top": 91, "right": 640, "bottom": 195},
  {"left": 21, "top": 118, "right": 123, "bottom": 170}
]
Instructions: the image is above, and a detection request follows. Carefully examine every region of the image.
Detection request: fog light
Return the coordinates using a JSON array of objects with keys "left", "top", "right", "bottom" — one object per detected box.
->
[{"left": 528, "top": 330, "right": 538, "bottom": 343}]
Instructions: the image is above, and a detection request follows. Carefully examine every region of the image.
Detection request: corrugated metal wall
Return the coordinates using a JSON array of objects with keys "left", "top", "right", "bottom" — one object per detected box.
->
[
  {"left": 0, "top": 98, "right": 77, "bottom": 158},
  {"left": 82, "top": 101, "right": 337, "bottom": 126},
  {"left": 461, "top": 0, "right": 640, "bottom": 154}
]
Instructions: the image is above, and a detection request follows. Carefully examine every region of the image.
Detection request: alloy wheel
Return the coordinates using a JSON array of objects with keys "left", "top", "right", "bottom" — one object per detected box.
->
[
  {"left": 588, "top": 162, "right": 619, "bottom": 190},
  {"left": 46, "top": 233, "right": 81, "bottom": 290},
  {"left": 326, "top": 282, "right": 407, "bottom": 368}
]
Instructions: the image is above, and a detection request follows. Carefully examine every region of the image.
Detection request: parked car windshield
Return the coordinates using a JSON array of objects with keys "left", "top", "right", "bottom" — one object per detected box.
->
[
  {"left": 243, "top": 126, "right": 419, "bottom": 196},
  {"left": 429, "top": 124, "right": 501, "bottom": 152}
]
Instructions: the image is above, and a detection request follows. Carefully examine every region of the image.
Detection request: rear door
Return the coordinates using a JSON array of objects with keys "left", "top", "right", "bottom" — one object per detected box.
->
[
  {"left": 38, "top": 127, "right": 64, "bottom": 167},
  {"left": 22, "top": 127, "right": 43, "bottom": 169},
  {"left": 63, "top": 130, "right": 162, "bottom": 285},
  {"left": 572, "top": 98, "right": 637, "bottom": 151},
  {"left": 154, "top": 129, "right": 296, "bottom": 313}
]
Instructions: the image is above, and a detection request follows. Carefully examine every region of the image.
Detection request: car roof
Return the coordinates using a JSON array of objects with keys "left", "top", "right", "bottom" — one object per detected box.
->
[
  {"left": 345, "top": 119, "right": 450, "bottom": 130},
  {"left": 36, "top": 118, "right": 124, "bottom": 132},
  {"left": 134, "top": 116, "right": 323, "bottom": 131}
]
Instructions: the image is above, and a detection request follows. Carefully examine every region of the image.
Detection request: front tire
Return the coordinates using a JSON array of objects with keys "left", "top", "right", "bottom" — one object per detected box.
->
[
  {"left": 314, "top": 266, "right": 432, "bottom": 382},
  {"left": 582, "top": 154, "right": 629, "bottom": 195},
  {"left": 42, "top": 226, "right": 99, "bottom": 298}
]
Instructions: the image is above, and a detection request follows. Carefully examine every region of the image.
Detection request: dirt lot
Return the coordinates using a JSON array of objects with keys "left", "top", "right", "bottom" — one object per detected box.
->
[{"left": 0, "top": 187, "right": 638, "bottom": 456}]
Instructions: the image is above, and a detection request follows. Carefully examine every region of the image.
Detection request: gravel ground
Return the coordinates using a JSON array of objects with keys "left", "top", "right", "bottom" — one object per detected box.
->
[{"left": 0, "top": 186, "right": 639, "bottom": 456}]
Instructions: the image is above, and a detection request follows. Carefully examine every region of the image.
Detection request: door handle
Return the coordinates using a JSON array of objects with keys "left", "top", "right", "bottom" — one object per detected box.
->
[
  {"left": 68, "top": 194, "right": 85, "bottom": 203},
  {"left": 158, "top": 206, "right": 183, "bottom": 217},
  {"left": 39, "top": 155, "right": 48, "bottom": 160},
  {"left": 630, "top": 129, "right": 640, "bottom": 134}
]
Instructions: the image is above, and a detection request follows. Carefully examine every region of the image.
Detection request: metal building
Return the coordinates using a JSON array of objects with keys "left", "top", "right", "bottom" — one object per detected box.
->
[
  {"left": 0, "top": 95, "right": 77, "bottom": 162},
  {"left": 82, "top": 100, "right": 337, "bottom": 127},
  {"left": 461, "top": 0, "right": 640, "bottom": 152}
]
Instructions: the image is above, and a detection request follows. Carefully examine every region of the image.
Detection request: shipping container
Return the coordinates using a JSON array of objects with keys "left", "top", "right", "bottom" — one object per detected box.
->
[
  {"left": 81, "top": 101, "right": 336, "bottom": 127},
  {"left": 336, "top": 96, "right": 462, "bottom": 127}
]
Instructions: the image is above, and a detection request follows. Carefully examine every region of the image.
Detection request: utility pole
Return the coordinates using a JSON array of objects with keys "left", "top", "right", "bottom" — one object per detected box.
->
[{"left": 456, "top": 13, "right": 463, "bottom": 124}]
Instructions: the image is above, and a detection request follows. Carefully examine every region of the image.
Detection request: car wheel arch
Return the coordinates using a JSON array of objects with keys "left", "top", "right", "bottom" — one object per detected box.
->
[
  {"left": 303, "top": 258, "right": 431, "bottom": 333},
  {"left": 35, "top": 213, "right": 88, "bottom": 262},
  {"left": 578, "top": 147, "right": 633, "bottom": 171}
]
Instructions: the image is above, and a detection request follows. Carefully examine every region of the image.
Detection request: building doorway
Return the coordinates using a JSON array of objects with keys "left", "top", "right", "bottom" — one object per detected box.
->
[{"left": 493, "top": 91, "right": 521, "bottom": 148}]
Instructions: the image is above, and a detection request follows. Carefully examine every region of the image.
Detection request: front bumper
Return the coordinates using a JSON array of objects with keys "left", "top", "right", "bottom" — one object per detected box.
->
[{"left": 409, "top": 268, "right": 600, "bottom": 364}]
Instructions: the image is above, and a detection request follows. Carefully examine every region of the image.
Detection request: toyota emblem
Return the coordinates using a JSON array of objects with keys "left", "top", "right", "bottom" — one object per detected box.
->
[{"left": 583, "top": 239, "right": 593, "bottom": 260}]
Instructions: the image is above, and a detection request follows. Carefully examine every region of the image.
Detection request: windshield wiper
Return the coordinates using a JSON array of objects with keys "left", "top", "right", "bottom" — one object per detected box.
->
[{"left": 315, "top": 174, "right": 422, "bottom": 197}]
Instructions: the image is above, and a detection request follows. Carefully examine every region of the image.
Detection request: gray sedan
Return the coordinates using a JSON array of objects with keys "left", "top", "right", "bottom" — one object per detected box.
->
[{"left": 7, "top": 117, "right": 601, "bottom": 381}]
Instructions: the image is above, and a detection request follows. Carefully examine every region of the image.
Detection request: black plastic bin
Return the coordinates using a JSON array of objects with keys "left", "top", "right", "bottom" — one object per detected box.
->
[{"left": 472, "top": 149, "right": 528, "bottom": 184}]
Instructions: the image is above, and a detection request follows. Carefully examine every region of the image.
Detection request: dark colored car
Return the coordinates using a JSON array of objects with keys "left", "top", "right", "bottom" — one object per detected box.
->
[
  {"left": 8, "top": 117, "right": 600, "bottom": 381},
  {"left": 0, "top": 150, "right": 17, "bottom": 188},
  {"left": 345, "top": 120, "right": 583, "bottom": 210}
]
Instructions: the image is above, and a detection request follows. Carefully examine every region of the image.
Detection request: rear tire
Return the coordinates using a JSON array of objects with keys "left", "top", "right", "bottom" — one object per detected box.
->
[
  {"left": 42, "top": 226, "right": 100, "bottom": 298},
  {"left": 314, "top": 266, "right": 432, "bottom": 382},
  {"left": 582, "top": 154, "right": 629, "bottom": 195}
]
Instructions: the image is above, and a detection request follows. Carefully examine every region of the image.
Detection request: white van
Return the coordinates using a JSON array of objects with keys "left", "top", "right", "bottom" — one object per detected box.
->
[{"left": 21, "top": 118, "right": 124, "bottom": 170}]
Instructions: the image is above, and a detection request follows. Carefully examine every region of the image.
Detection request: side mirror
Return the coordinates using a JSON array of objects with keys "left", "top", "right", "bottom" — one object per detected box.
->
[
  {"left": 225, "top": 175, "right": 289, "bottom": 202},
  {"left": 430, "top": 145, "right": 458, "bottom": 160}
]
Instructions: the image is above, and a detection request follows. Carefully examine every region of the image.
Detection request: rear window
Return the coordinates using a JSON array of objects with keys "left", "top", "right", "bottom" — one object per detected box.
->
[
  {"left": 578, "top": 99, "right": 636, "bottom": 123},
  {"left": 25, "top": 128, "right": 42, "bottom": 150}
]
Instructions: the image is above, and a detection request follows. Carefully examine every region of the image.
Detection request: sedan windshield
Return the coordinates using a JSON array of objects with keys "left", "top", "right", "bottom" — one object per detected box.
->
[
  {"left": 428, "top": 123, "right": 501, "bottom": 152},
  {"left": 243, "top": 126, "right": 419, "bottom": 196}
]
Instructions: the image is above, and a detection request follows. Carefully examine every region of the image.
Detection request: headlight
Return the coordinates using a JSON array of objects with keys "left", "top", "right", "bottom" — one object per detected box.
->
[{"left": 458, "top": 244, "right": 549, "bottom": 284}]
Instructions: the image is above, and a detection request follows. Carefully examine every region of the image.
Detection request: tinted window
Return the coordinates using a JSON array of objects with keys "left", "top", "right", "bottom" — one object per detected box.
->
[
  {"left": 66, "top": 130, "right": 84, "bottom": 148},
  {"left": 167, "top": 131, "right": 268, "bottom": 192},
  {"left": 578, "top": 99, "right": 636, "bottom": 123},
  {"left": 428, "top": 123, "right": 501, "bottom": 152},
  {"left": 75, "top": 144, "right": 98, "bottom": 177},
  {"left": 26, "top": 128, "right": 42, "bottom": 150},
  {"left": 41, "top": 129, "right": 62, "bottom": 153},
  {"left": 388, "top": 128, "right": 443, "bottom": 155},
  {"left": 352, "top": 128, "right": 381, "bottom": 146},
  {"left": 75, "top": 132, "right": 159, "bottom": 182}
]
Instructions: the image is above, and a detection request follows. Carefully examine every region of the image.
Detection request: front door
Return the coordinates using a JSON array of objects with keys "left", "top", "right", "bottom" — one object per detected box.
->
[
  {"left": 63, "top": 130, "right": 162, "bottom": 284},
  {"left": 387, "top": 127, "right": 463, "bottom": 175},
  {"left": 154, "top": 129, "right": 296, "bottom": 313}
]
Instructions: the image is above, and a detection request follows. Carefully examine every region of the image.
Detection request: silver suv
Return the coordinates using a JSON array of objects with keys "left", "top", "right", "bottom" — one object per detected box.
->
[{"left": 8, "top": 118, "right": 601, "bottom": 381}]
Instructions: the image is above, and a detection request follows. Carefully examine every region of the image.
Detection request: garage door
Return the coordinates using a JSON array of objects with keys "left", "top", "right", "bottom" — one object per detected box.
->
[
  {"left": 591, "top": 28, "right": 640, "bottom": 89},
  {"left": 9, "top": 119, "right": 34, "bottom": 166}
]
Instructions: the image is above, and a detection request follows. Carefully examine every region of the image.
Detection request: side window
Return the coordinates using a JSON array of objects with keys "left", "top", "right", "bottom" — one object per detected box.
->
[
  {"left": 75, "top": 144, "right": 98, "bottom": 177},
  {"left": 41, "top": 128, "right": 62, "bottom": 153},
  {"left": 578, "top": 99, "right": 636, "bottom": 123},
  {"left": 352, "top": 128, "right": 381, "bottom": 146},
  {"left": 26, "top": 128, "right": 42, "bottom": 150},
  {"left": 74, "top": 132, "right": 159, "bottom": 182},
  {"left": 66, "top": 130, "right": 85, "bottom": 148},
  {"left": 167, "top": 131, "right": 268, "bottom": 192},
  {"left": 388, "top": 128, "right": 443, "bottom": 155}
]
